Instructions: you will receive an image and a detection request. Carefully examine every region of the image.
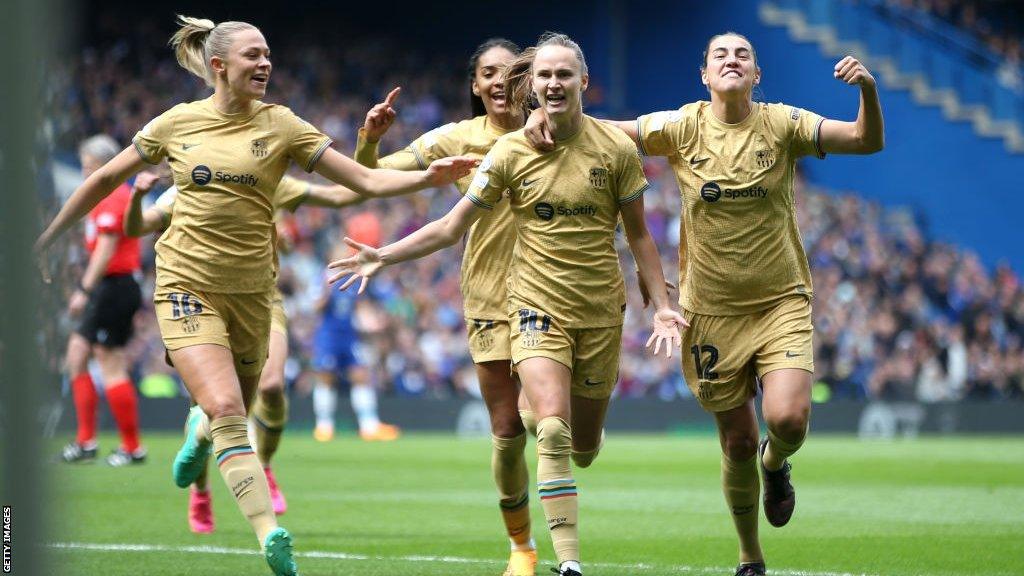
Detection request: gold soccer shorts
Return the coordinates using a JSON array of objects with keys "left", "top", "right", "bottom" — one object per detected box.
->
[
  {"left": 465, "top": 318, "right": 513, "bottom": 363},
  {"left": 681, "top": 295, "right": 814, "bottom": 412},
  {"left": 509, "top": 308, "right": 622, "bottom": 400},
  {"left": 155, "top": 285, "right": 272, "bottom": 377},
  {"left": 270, "top": 289, "right": 287, "bottom": 336}
]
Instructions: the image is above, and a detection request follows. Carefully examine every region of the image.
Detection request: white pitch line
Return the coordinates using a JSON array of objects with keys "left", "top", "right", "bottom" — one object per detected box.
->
[{"left": 49, "top": 542, "right": 879, "bottom": 576}]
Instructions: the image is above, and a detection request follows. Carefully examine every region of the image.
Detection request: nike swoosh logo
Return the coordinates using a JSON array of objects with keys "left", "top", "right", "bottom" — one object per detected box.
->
[
  {"left": 689, "top": 156, "right": 709, "bottom": 165},
  {"left": 584, "top": 379, "right": 604, "bottom": 386},
  {"left": 785, "top": 351, "right": 803, "bottom": 358},
  {"left": 521, "top": 178, "right": 539, "bottom": 188},
  {"left": 183, "top": 143, "right": 200, "bottom": 150},
  {"left": 241, "top": 358, "right": 258, "bottom": 365}
]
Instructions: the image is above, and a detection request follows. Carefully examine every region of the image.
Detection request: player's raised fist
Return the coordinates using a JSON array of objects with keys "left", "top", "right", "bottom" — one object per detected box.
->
[{"left": 834, "top": 56, "right": 875, "bottom": 88}]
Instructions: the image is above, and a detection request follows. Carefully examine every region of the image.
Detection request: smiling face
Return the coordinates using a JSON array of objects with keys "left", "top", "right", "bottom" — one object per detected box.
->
[
  {"left": 701, "top": 33, "right": 760, "bottom": 98},
  {"left": 531, "top": 45, "right": 588, "bottom": 118},
  {"left": 212, "top": 27, "right": 271, "bottom": 101},
  {"left": 472, "top": 46, "right": 517, "bottom": 117}
]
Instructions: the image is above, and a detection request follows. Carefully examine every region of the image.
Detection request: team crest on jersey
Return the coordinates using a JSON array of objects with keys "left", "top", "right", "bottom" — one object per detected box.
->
[
  {"left": 754, "top": 148, "right": 776, "bottom": 169},
  {"left": 251, "top": 138, "right": 269, "bottom": 158},
  {"left": 589, "top": 167, "right": 608, "bottom": 189}
]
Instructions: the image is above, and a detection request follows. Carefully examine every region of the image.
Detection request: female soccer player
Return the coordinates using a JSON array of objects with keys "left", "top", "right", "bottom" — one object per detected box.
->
[
  {"left": 352, "top": 38, "right": 542, "bottom": 575},
  {"left": 329, "top": 33, "right": 686, "bottom": 576},
  {"left": 59, "top": 135, "right": 154, "bottom": 468},
  {"left": 124, "top": 174, "right": 367, "bottom": 532},
  {"left": 35, "top": 15, "right": 476, "bottom": 576},
  {"left": 527, "top": 32, "right": 884, "bottom": 576}
]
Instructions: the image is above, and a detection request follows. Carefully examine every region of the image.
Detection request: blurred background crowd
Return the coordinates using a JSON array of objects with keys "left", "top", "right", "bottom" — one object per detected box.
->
[{"left": 41, "top": 9, "right": 1023, "bottom": 405}]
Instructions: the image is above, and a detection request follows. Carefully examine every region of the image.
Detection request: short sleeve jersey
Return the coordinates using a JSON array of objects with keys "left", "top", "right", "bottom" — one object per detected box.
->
[
  {"left": 637, "top": 101, "right": 823, "bottom": 315},
  {"left": 466, "top": 115, "right": 649, "bottom": 328},
  {"left": 133, "top": 97, "right": 331, "bottom": 293},
  {"left": 355, "top": 116, "right": 516, "bottom": 320},
  {"left": 85, "top": 183, "right": 140, "bottom": 275},
  {"left": 153, "top": 175, "right": 310, "bottom": 275}
]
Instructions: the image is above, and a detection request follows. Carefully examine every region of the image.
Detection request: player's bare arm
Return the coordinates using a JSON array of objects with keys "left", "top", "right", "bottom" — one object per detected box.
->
[
  {"left": 326, "top": 195, "right": 484, "bottom": 293},
  {"left": 619, "top": 196, "right": 687, "bottom": 358},
  {"left": 818, "top": 56, "right": 885, "bottom": 155},
  {"left": 313, "top": 147, "right": 477, "bottom": 198}
]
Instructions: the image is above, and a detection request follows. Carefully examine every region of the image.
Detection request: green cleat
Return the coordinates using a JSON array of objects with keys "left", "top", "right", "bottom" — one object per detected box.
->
[
  {"left": 172, "top": 406, "right": 211, "bottom": 488},
  {"left": 263, "top": 527, "right": 299, "bottom": 576}
]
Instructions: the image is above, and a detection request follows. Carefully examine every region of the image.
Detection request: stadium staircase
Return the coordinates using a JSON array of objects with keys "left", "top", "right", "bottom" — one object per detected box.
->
[{"left": 759, "top": 0, "right": 1024, "bottom": 154}]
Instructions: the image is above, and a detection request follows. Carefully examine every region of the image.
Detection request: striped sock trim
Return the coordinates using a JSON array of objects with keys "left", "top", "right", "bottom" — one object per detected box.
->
[
  {"left": 216, "top": 445, "right": 254, "bottom": 466},
  {"left": 538, "top": 478, "right": 577, "bottom": 500},
  {"left": 500, "top": 493, "right": 530, "bottom": 511}
]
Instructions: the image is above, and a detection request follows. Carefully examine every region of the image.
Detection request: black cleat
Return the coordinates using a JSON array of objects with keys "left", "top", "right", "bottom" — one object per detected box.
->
[
  {"left": 759, "top": 437, "right": 795, "bottom": 527},
  {"left": 550, "top": 566, "right": 582, "bottom": 576},
  {"left": 106, "top": 447, "right": 147, "bottom": 467},
  {"left": 735, "top": 562, "right": 766, "bottom": 576},
  {"left": 60, "top": 442, "right": 98, "bottom": 463}
]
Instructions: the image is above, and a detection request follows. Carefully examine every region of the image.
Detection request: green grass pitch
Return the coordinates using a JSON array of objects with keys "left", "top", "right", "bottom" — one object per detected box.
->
[{"left": 49, "top": 433, "right": 1024, "bottom": 575}]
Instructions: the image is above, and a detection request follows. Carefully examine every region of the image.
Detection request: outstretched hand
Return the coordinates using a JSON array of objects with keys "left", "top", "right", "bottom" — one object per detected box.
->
[
  {"left": 362, "top": 87, "right": 401, "bottom": 142},
  {"left": 326, "top": 237, "right": 383, "bottom": 294},
  {"left": 646, "top": 308, "right": 687, "bottom": 358},
  {"left": 524, "top": 108, "right": 554, "bottom": 152},
  {"left": 834, "top": 56, "right": 875, "bottom": 88},
  {"left": 425, "top": 156, "right": 480, "bottom": 187}
]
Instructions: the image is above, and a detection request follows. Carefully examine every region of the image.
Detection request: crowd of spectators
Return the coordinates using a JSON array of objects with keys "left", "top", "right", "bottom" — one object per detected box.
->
[
  {"left": 877, "top": 0, "right": 1023, "bottom": 92},
  {"left": 45, "top": 36, "right": 1023, "bottom": 404}
]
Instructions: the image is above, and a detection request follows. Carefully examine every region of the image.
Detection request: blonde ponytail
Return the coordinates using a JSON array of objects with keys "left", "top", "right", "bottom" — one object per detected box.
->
[{"left": 169, "top": 15, "right": 258, "bottom": 88}]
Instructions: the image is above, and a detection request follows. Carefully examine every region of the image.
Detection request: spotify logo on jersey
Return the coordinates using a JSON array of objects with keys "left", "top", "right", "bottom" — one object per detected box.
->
[
  {"left": 535, "top": 202, "right": 555, "bottom": 221},
  {"left": 192, "top": 165, "right": 212, "bottom": 186},
  {"left": 700, "top": 182, "right": 722, "bottom": 203}
]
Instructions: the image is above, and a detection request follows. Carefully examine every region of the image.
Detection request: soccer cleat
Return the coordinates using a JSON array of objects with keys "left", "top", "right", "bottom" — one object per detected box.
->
[
  {"left": 172, "top": 406, "right": 212, "bottom": 488},
  {"left": 106, "top": 447, "right": 147, "bottom": 467},
  {"left": 549, "top": 566, "right": 582, "bottom": 576},
  {"left": 60, "top": 442, "right": 97, "bottom": 463},
  {"left": 313, "top": 423, "right": 334, "bottom": 442},
  {"left": 188, "top": 488, "right": 215, "bottom": 534},
  {"left": 502, "top": 548, "right": 537, "bottom": 576},
  {"left": 263, "top": 527, "right": 299, "bottom": 576},
  {"left": 265, "top": 466, "right": 288, "bottom": 515},
  {"left": 359, "top": 422, "right": 401, "bottom": 442},
  {"left": 759, "top": 437, "right": 796, "bottom": 527},
  {"left": 735, "top": 562, "right": 766, "bottom": 576}
]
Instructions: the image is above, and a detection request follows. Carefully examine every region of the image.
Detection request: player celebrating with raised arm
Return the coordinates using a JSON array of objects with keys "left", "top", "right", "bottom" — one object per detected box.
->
[
  {"left": 527, "top": 32, "right": 884, "bottom": 576},
  {"left": 124, "top": 174, "right": 366, "bottom": 533},
  {"left": 353, "top": 38, "right": 545, "bottom": 575},
  {"left": 329, "top": 33, "right": 686, "bottom": 576},
  {"left": 35, "top": 15, "right": 476, "bottom": 576}
]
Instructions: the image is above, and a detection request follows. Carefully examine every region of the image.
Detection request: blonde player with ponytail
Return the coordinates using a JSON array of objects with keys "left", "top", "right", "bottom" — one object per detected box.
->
[{"left": 36, "top": 15, "right": 477, "bottom": 576}]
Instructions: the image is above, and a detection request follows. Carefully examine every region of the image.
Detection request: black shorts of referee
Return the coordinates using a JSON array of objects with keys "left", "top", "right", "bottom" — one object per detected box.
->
[{"left": 75, "top": 274, "right": 142, "bottom": 347}]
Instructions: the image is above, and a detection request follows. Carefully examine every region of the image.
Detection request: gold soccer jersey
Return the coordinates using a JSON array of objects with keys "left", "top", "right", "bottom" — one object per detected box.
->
[
  {"left": 636, "top": 101, "right": 823, "bottom": 316},
  {"left": 466, "top": 115, "right": 649, "bottom": 328},
  {"left": 355, "top": 116, "right": 516, "bottom": 320},
  {"left": 134, "top": 97, "right": 331, "bottom": 293}
]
